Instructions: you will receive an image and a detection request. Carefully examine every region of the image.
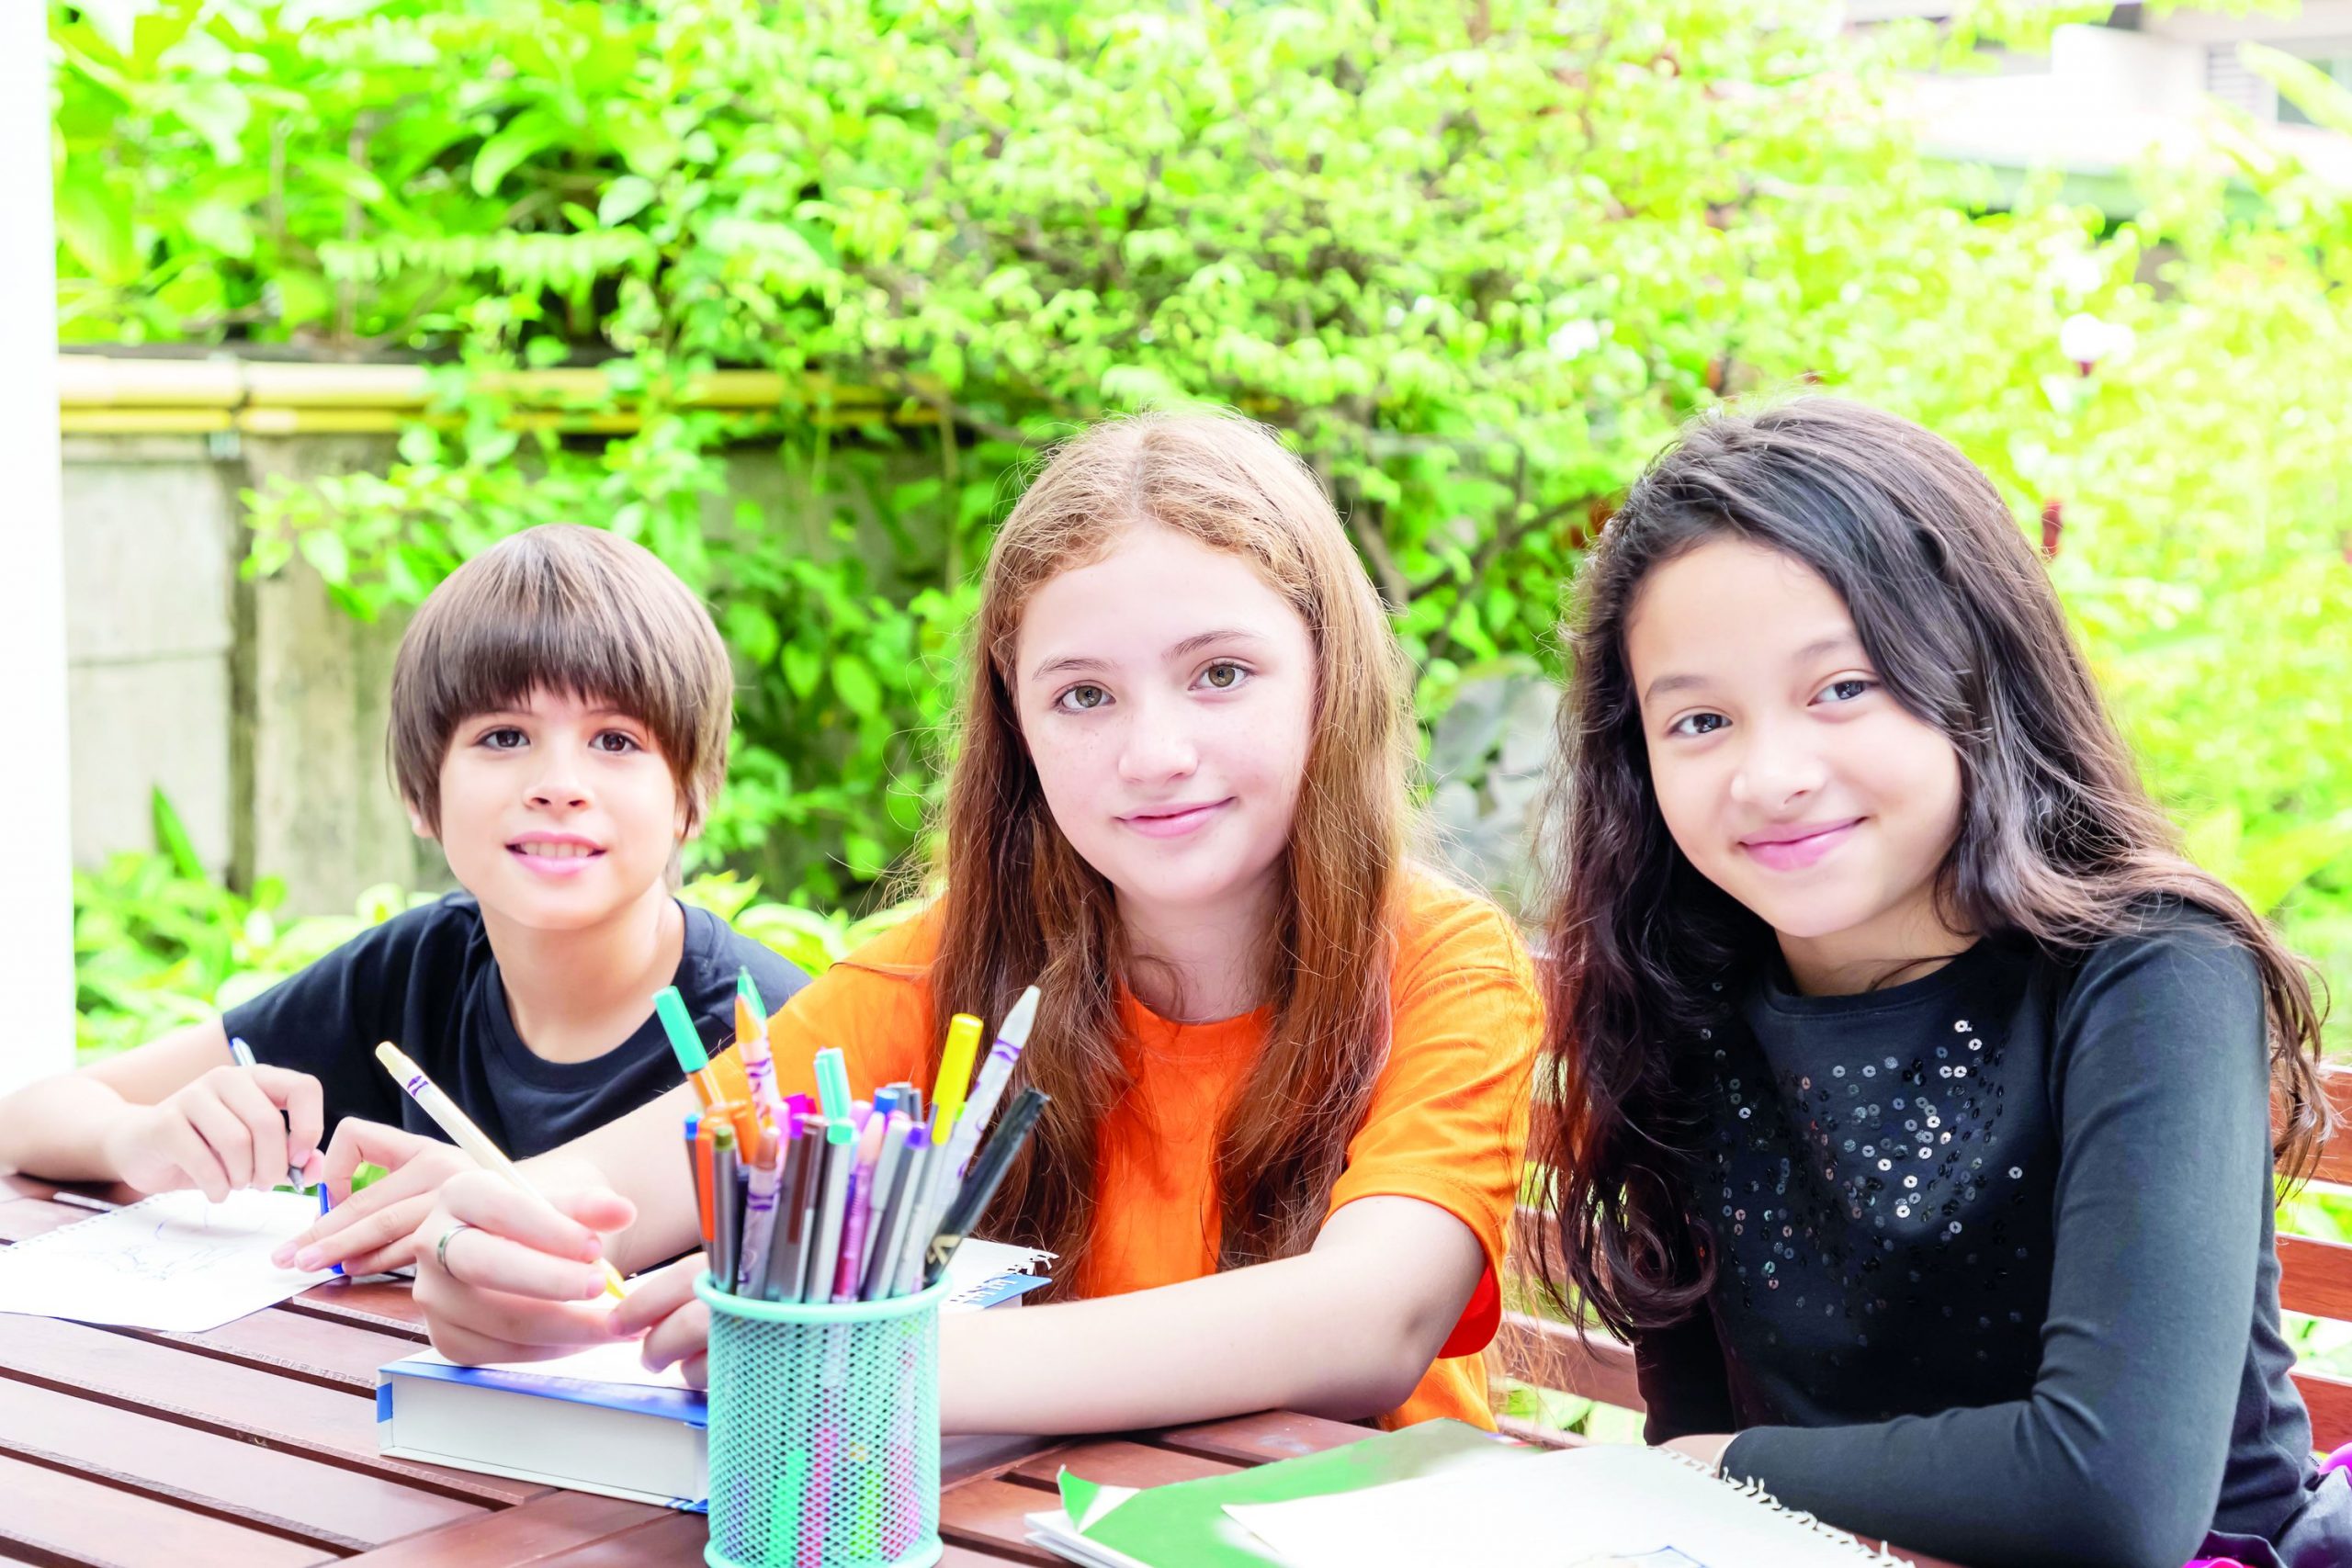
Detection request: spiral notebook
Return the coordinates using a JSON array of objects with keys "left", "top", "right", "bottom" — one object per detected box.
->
[
  {"left": 1225, "top": 1444, "right": 1903, "bottom": 1568},
  {"left": 0, "top": 1189, "right": 334, "bottom": 1333},
  {"left": 1029, "top": 1430, "right": 1905, "bottom": 1568}
]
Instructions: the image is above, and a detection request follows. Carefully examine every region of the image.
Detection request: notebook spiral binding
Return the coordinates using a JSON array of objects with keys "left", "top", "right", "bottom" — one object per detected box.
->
[{"left": 1652, "top": 1447, "right": 1909, "bottom": 1564}]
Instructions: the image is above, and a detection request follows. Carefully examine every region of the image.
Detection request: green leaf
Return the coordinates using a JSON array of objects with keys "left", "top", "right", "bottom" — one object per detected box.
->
[
  {"left": 607, "top": 107, "right": 682, "bottom": 179},
  {"left": 151, "top": 788, "right": 205, "bottom": 883},
  {"left": 597, "top": 175, "right": 657, "bottom": 229},
  {"left": 831, "top": 654, "right": 881, "bottom": 717},
  {"left": 172, "top": 80, "right": 251, "bottom": 162},
  {"left": 2242, "top": 43, "right": 2352, "bottom": 140},
  {"left": 54, "top": 180, "right": 139, "bottom": 284},
  {"left": 299, "top": 528, "right": 352, "bottom": 584},
  {"left": 781, "top": 642, "right": 822, "bottom": 701},
  {"left": 471, "top": 107, "right": 566, "bottom": 197}
]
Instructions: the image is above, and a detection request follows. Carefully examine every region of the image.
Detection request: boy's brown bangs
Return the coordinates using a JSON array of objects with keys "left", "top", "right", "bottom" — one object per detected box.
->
[{"left": 389, "top": 525, "right": 732, "bottom": 831}]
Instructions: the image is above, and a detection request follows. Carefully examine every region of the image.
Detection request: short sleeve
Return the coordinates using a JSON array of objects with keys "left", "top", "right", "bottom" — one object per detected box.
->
[
  {"left": 758, "top": 908, "right": 941, "bottom": 1104},
  {"left": 1328, "top": 882, "right": 1542, "bottom": 1355},
  {"left": 220, "top": 903, "right": 446, "bottom": 1134}
]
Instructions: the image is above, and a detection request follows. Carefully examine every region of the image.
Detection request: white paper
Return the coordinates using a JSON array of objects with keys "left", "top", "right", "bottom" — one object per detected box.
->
[
  {"left": 0, "top": 1189, "right": 335, "bottom": 1333},
  {"left": 1223, "top": 1446, "right": 1886, "bottom": 1568}
]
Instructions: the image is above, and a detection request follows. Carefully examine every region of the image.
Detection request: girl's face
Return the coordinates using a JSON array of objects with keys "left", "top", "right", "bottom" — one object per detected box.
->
[
  {"left": 1013, "top": 525, "right": 1317, "bottom": 930},
  {"left": 1625, "top": 538, "right": 1966, "bottom": 990}
]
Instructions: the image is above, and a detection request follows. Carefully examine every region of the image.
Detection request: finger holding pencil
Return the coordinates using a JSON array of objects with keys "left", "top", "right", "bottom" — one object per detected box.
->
[{"left": 374, "top": 1042, "right": 629, "bottom": 1301}]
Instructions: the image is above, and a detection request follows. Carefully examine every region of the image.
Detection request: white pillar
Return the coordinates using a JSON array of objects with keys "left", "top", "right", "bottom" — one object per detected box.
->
[{"left": 0, "top": 6, "right": 77, "bottom": 1093}]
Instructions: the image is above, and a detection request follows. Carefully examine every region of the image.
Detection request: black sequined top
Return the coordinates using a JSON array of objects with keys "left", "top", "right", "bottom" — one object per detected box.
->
[{"left": 1634, "top": 906, "right": 2338, "bottom": 1568}]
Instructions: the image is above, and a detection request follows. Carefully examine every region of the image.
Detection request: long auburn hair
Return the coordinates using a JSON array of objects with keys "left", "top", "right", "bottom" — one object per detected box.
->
[
  {"left": 1530, "top": 397, "right": 2331, "bottom": 1339},
  {"left": 922, "top": 412, "right": 1417, "bottom": 1285}
]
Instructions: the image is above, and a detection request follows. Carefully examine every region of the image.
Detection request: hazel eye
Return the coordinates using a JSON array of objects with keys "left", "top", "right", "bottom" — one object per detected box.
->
[
  {"left": 1057, "top": 683, "right": 1110, "bottom": 713},
  {"left": 1199, "top": 661, "right": 1249, "bottom": 692}
]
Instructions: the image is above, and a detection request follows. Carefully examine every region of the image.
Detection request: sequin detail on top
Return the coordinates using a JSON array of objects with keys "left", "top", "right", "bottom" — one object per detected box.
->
[{"left": 1700, "top": 964, "right": 2052, "bottom": 1424}]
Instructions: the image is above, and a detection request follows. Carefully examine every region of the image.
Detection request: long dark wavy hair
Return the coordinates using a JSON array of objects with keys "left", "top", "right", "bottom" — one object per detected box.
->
[{"left": 1529, "top": 397, "right": 2331, "bottom": 1339}]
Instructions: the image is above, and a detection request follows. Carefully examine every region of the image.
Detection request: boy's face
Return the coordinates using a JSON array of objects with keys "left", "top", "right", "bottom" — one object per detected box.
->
[{"left": 414, "top": 686, "right": 691, "bottom": 932}]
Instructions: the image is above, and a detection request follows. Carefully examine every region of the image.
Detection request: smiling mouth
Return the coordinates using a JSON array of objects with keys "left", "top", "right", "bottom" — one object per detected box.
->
[
  {"left": 508, "top": 840, "right": 605, "bottom": 861},
  {"left": 1740, "top": 818, "right": 1861, "bottom": 871},
  {"left": 1119, "top": 799, "right": 1232, "bottom": 836}
]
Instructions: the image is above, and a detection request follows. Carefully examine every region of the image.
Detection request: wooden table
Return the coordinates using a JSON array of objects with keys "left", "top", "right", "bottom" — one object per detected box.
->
[{"left": 0, "top": 1175, "right": 1962, "bottom": 1567}]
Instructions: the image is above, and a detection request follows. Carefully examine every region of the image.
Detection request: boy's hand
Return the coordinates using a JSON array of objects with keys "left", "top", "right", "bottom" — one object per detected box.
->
[
  {"left": 412, "top": 1170, "right": 639, "bottom": 1368},
  {"left": 98, "top": 1064, "right": 324, "bottom": 1202},
  {"left": 270, "top": 1119, "right": 475, "bottom": 1275}
]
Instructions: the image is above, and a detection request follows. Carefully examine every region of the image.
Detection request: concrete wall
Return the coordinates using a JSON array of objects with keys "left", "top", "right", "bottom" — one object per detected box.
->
[
  {"left": 61, "top": 423, "right": 945, "bottom": 915},
  {"left": 62, "top": 430, "right": 441, "bottom": 915}
]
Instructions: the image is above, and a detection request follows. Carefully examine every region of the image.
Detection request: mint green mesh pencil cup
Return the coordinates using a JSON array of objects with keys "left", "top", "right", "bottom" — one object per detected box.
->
[{"left": 696, "top": 1272, "right": 953, "bottom": 1568}]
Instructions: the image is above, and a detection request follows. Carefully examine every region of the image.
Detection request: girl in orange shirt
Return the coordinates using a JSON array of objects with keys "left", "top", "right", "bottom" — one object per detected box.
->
[{"left": 397, "top": 412, "right": 1539, "bottom": 1434}]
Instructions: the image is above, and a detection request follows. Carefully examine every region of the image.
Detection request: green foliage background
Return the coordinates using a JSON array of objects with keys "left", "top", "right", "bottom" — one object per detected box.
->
[{"left": 50, "top": 0, "right": 2352, "bottom": 1054}]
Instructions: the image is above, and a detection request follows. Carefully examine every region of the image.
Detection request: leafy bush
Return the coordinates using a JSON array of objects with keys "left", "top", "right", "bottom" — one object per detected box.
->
[{"left": 48, "top": 0, "right": 2352, "bottom": 1034}]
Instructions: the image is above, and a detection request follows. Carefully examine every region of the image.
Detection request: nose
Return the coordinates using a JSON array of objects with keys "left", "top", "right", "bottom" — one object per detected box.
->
[
  {"left": 1115, "top": 694, "right": 1200, "bottom": 786},
  {"left": 1728, "top": 716, "right": 1826, "bottom": 813},
  {"left": 526, "top": 739, "right": 592, "bottom": 810}
]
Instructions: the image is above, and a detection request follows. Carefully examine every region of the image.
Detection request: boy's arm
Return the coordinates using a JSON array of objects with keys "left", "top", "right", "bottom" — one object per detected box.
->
[{"left": 0, "top": 1018, "right": 321, "bottom": 1197}]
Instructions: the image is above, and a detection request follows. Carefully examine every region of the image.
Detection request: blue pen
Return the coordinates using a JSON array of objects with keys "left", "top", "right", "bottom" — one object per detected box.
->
[{"left": 230, "top": 1035, "right": 341, "bottom": 1276}]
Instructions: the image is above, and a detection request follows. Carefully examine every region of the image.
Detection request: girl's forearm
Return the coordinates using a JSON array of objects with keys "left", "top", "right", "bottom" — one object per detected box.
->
[
  {"left": 937, "top": 1246, "right": 1438, "bottom": 1435},
  {"left": 519, "top": 1080, "right": 702, "bottom": 1273}
]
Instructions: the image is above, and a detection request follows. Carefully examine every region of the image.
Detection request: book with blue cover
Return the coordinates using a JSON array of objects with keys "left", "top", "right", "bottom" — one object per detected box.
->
[{"left": 376, "top": 1238, "right": 1050, "bottom": 1507}]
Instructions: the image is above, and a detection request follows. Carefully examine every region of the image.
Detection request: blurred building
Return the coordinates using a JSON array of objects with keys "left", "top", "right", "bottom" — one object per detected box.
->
[{"left": 1850, "top": 3, "right": 2352, "bottom": 193}]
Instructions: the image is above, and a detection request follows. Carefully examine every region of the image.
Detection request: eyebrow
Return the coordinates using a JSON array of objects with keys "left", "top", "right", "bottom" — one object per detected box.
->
[
  {"left": 1026, "top": 628, "right": 1271, "bottom": 684},
  {"left": 1639, "top": 633, "right": 1863, "bottom": 708}
]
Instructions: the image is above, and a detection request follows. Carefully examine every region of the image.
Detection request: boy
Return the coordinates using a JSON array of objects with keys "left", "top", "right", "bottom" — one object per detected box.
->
[{"left": 0, "top": 525, "right": 806, "bottom": 1273}]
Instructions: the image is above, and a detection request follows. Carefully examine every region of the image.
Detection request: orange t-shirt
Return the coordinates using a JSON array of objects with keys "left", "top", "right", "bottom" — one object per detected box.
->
[{"left": 755, "top": 870, "right": 1539, "bottom": 1427}]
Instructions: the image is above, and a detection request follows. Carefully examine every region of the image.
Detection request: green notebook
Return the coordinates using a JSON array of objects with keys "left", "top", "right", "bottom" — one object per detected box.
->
[{"left": 1026, "top": 1419, "right": 1541, "bottom": 1568}]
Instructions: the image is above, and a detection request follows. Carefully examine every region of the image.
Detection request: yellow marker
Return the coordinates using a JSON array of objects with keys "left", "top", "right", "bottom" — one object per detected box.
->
[
  {"left": 930, "top": 1013, "right": 985, "bottom": 1136},
  {"left": 373, "top": 1043, "right": 628, "bottom": 1301}
]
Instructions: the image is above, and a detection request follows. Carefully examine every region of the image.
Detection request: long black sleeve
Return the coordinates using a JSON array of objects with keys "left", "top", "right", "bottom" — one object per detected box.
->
[
  {"left": 1633, "top": 1306, "right": 1737, "bottom": 1446},
  {"left": 1721, "top": 927, "right": 2269, "bottom": 1568}
]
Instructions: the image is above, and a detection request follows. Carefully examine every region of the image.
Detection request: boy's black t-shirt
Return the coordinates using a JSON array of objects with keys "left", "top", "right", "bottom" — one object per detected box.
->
[{"left": 222, "top": 894, "right": 810, "bottom": 1160}]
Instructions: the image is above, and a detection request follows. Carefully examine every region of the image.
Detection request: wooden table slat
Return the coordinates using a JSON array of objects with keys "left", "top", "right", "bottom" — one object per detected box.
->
[
  {"left": 284, "top": 1278, "right": 433, "bottom": 1338},
  {"left": 0, "top": 1195, "right": 99, "bottom": 1246},
  {"left": 935, "top": 1476, "right": 1066, "bottom": 1566},
  {"left": 0, "top": 1449, "right": 334, "bottom": 1568},
  {"left": 505, "top": 1514, "right": 712, "bottom": 1566},
  {"left": 0, "top": 1314, "right": 541, "bottom": 1506},
  {"left": 0, "top": 1375, "right": 489, "bottom": 1553},
  {"left": 1147, "top": 1410, "right": 1373, "bottom": 1467},
  {"left": 333, "top": 1492, "right": 670, "bottom": 1567},
  {"left": 1006, "top": 1437, "right": 1241, "bottom": 1492},
  {"left": 108, "top": 1307, "right": 429, "bottom": 1393}
]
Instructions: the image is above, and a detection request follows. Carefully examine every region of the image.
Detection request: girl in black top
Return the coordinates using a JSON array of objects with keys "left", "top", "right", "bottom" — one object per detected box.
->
[{"left": 1530, "top": 398, "right": 2346, "bottom": 1568}]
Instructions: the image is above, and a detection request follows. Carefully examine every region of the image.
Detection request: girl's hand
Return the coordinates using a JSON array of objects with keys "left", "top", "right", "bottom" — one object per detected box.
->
[
  {"left": 411, "top": 1170, "right": 637, "bottom": 1367},
  {"left": 97, "top": 1064, "right": 324, "bottom": 1202},
  {"left": 1663, "top": 1433, "right": 1735, "bottom": 1472},
  {"left": 269, "top": 1118, "right": 475, "bottom": 1274},
  {"left": 611, "top": 1256, "right": 711, "bottom": 1389}
]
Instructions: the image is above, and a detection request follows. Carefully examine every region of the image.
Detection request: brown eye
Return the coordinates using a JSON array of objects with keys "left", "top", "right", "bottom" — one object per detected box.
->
[{"left": 1200, "top": 662, "right": 1246, "bottom": 691}]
